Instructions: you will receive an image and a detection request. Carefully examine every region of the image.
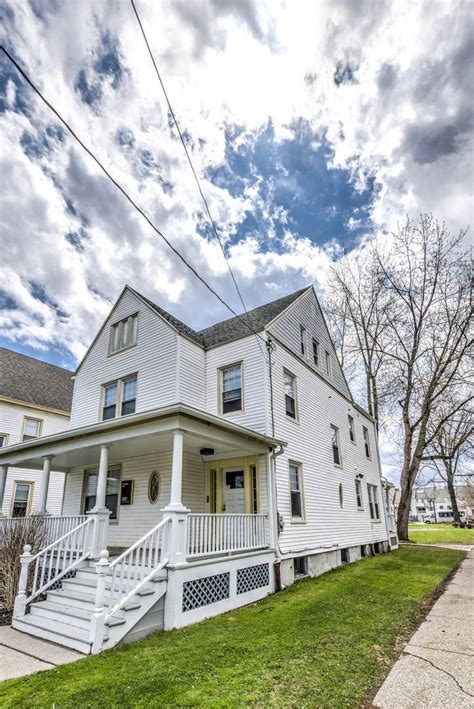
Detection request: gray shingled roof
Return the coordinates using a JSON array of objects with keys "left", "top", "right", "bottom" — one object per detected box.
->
[
  {"left": 133, "top": 286, "right": 309, "bottom": 348},
  {"left": 0, "top": 348, "right": 73, "bottom": 413}
]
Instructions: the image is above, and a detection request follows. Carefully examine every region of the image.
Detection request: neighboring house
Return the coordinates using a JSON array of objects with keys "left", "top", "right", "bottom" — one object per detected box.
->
[
  {"left": 0, "top": 348, "right": 73, "bottom": 516},
  {"left": 0, "top": 285, "right": 396, "bottom": 654},
  {"left": 407, "top": 485, "right": 473, "bottom": 522}
]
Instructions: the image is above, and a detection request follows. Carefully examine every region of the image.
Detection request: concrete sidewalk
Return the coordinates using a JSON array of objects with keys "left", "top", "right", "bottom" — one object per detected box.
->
[
  {"left": 0, "top": 626, "right": 81, "bottom": 682},
  {"left": 374, "top": 548, "right": 474, "bottom": 708}
]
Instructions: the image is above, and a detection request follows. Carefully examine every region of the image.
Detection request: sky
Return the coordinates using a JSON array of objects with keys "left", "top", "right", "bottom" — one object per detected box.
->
[{"left": 0, "top": 0, "right": 473, "bottom": 479}]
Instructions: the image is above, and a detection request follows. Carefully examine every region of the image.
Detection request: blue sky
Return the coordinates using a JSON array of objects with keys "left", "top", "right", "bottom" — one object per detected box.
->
[{"left": 0, "top": 0, "right": 472, "bottom": 378}]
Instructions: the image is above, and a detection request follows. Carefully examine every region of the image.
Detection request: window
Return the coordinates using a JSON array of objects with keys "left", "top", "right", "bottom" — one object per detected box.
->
[
  {"left": 101, "top": 375, "right": 137, "bottom": 421},
  {"left": 312, "top": 338, "right": 320, "bottom": 367},
  {"left": 284, "top": 371, "right": 297, "bottom": 419},
  {"left": 109, "top": 314, "right": 138, "bottom": 354},
  {"left": 289, "top": 462, "right": 304, "bottom": 519},
  {"left": 294, "top": 556, "right": 308, "bottom": 578},
  {"left": 300, "top": 325, "right": 306, "bottom": 356},
  {"left": 83, "top": 468, "right": 121, "bottom": 520},
  {"left": 325, "top": 351, "right": 332, "bottom": 379},
  {"left": 348, "top": 415, "right": 356, "bottom": 443},
  {"left": 331, "top": 425, "right": 341, "bottom": 466},
  {"left": 22, "top": 417, "right": 42, "bottom": 441},
  {"left": 340, "top": 548, "right": 349, "bottom": 564},
  {"left": 0, "top": 433, "right": 8, "bottom": 448},
  {"left": 367, "top": 484, "right": 380, "bottom": 521},
  {"left": 221, "top": 364, "right": 242, "bottom": 414},
  {"left": 11, "top": 482, "right": 33, "bottom": 517},
  {"left": 363, "top": 427, "right": 371, "bottom": 458},
  {"left": 355, "top": 479, "right": 363, "bottom": 509},
  {"left": 339, "top": 483, "right": 344, "bottom": 508},
  {"left": 251, "top": 464, "right": 258, "bottom": 514}
]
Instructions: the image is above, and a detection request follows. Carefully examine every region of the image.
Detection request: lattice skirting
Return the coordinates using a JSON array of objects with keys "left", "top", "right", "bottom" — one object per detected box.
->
[
  {"left": 182, "top": 572, "right": 230, "bottom": 612},
  {"left": 237, "top": 563, "right": 270, "bottom": 595}
]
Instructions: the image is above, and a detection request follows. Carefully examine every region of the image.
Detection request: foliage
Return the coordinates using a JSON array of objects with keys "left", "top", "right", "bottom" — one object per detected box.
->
[
  {"left": 0, "top": 516, "right": 47, "bottom": 610},
  {"left": 0, "top": 547, "right": 463, "bottom": 708}
]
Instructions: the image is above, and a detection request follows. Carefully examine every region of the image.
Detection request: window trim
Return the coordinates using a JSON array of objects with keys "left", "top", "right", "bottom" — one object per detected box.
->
[
  {"left": 331, "top": 424, "right": 342, "bottom": 467},
  {"left": 288, "top": 460, "right": 306, "bottom": 523},
  {"left": 100, "top": 373, "right": 138, "bottom": 421},
  {"left": 363, "top": 426, "right": 371, "bottom": 459},
  {"left": 348, "top": 415, "right": 356, "bottom": 444},
  {"left": 0, "top": 432, "right": 9, "bottom": 448},
  {"left": 21, "top": 416, "right": 43, "bottom": 442},
  {"left": 81, "top": 466, "right": 122, "bottom": 525},
  {"left": 367, "top": 483, "right": 381, "bottom": 522},
  {"left": 10, "top": 480, "right": 34, "bottom": 517},
  {"left": 355, "top": 479, "right": 364, "bottom": 510},
  {"left": 218, "top": 361, "right": 244, "bottom": 416},
  {"left": 108, "top": 313, "right": 139, "bottom": 356},
  {"left": 283, "top": 369, "right": 298, "bottom": 422},
  {"left": 312, "top": 338, "right": 320, "bottom": 368}
]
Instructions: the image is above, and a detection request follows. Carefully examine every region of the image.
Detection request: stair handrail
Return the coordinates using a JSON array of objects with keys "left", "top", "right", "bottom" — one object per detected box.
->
[
  {"left": 103, "top": 515, "right": 171, "bottom": 620},
  {"left": 13, "top": 516, "right": 94, "bottom": 617}
]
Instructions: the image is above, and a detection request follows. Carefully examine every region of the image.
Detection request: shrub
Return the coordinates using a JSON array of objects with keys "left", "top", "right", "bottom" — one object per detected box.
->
[{"left": 0, "top": 516, "right": 47, "bottom": 611}]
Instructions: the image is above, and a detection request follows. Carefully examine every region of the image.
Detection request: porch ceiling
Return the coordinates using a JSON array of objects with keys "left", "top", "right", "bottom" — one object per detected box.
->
[{"left": 0, "top": 403, "right": 285, "bottom": 471}]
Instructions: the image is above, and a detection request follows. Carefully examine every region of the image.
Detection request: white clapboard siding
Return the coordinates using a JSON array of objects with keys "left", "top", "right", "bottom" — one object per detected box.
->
[
  {"left": 71, "top": 289, "right": 180, "bottom": 428},
  {"left": 0, "top": 400, "right": 68, "bottom": 515},
  {"left": 268, "top": 288, "right": 351, "bottom": 399},
  {"left": 178, "top": 337, "right": 206, "bottom": 409},
  {"left": 204, "top": 335, "right": 267, "bottom": 435},
  {"left": 270, "top": 340, "right": 386, "bottom": 552}
]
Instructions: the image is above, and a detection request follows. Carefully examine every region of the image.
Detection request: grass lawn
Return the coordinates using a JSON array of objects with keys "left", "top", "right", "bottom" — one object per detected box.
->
[
  {"left": 408, "top": 524, "right": 474, "bottom": 545},
  {"left": 0, "top": 547, "right": 464, "bottom": 708}
]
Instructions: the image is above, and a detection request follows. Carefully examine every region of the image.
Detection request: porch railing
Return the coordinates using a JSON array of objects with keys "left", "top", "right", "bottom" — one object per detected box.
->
[
  {"left": 1, "top": 515, "right": 88, "bottom": 545},
  {"left": 187, "top": 514, "right": 269, "bottom": 558},
  {"left": 14, "top": 517, "right": 93, "bottom": 616}
]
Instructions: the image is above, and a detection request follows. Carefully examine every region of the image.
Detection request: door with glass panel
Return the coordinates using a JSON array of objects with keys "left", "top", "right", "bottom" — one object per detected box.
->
[{"left": 83, "top": 468, "right": 121, "bottom": 520}]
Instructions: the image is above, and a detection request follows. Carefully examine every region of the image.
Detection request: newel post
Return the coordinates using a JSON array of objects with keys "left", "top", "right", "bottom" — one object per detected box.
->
[
  {"left": 89, "top": 549, "right": 109, "bottom": 654},
  {"left": 13, "top": 544, "right": 32, "bottom": 618}
]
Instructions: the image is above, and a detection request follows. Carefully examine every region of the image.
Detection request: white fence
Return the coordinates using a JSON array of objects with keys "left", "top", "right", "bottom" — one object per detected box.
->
[
  {"left": 187, "top": 514, "right": 269, "bottom": 558},
  {"left": 1, "top": 515, "right": 88, "bottom": 545}
]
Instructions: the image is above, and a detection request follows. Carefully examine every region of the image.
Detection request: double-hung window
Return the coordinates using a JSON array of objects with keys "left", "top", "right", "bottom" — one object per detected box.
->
[
  {"left": 11, "top": 482, "right": 33, "bottom": 517},
  {"left": 363, "top": 427, "right": 371, "bottom": 458},
  {"left": 22, "top": 417, "right": 42, "bottom": 441},
  {"left": 367, "top": 484, "right": 380, "bottom": 520},
  {"left": 289, "top": 462, "right": 304, "bottom": 520},
  {"left": 221, "top": 364, "right": 242, "bottom": 414},
  {"left": 101, "top": 374, "right": 137, "bottom": 421},
  {"left": 109, "top": 314, "right": 138, "bottom": 354},
  {"left": 312, "top": 338, "right": 320, "bottom": 367},
  {"left": 355, "top": 479, "right": 363, "bottom": 509},
  {"left": 83, "top": 467, "right": 121, "bottom": 520},
  {"left": 300, "top": 326, "right": 306, "bottom": 356},
  {"left": 331, "top": 425, "right": 341, "bottom": 466},
  {"left": 348, "top": 415, "right": 356, "bottom": 443},
  {"left": 284, "top": 371, "right": 297, "bottom": 419}
]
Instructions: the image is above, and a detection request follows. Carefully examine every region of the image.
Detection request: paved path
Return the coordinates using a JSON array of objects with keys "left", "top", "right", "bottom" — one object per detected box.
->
[
  {"left": 0, "top": 626, "right": 81, "bottom": 682},
  {"left": 374, "top": 548, "right": 474, "bottom": 708}
]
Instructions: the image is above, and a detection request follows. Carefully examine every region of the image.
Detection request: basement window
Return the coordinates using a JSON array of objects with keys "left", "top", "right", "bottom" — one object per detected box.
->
[{"left": 294, "top": 556, "right": 308, "bottom": 578}]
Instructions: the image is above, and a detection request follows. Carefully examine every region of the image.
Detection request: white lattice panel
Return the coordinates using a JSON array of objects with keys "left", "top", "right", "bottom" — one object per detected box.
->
[
  {"left": 182, "top": 572, "right": 230, "bottom": 612},
  {"left": 237, "top": 563, "right": 269, "bottom": 595}
]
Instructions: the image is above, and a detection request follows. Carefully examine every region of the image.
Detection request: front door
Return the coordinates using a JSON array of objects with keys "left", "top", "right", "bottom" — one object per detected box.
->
[{"left": 223, "top": 470, "right": 246, "bottom": 513}]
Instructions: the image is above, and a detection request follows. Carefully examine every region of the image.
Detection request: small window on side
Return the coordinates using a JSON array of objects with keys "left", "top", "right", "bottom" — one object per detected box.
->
[
  {"left": 22, "top": 417, "right": 42, "bottom": 442},
  {"left": 312, "top": 338, "right": 320, "bottom": 367},
  {"left": 284, "top": 371, "right": 297, "bottom": 419},
  {"left": 331, "top": 425, "right": 341, "bottom": 466},
  {"left": 221, "top": 364, "right": 242, "bottom": 414},
  {"left": 367, "top": 484, "right": 380, "bottom": 521},
  {"left": 300, "top": 326, "right": 306, "bottom": 356},
  {"left": 339, "top": 483, "right": 344, "bottom": 508},
  {"left": 355, "top": 479, "right": 363, "bottom": 509},
  {"left": 0, "top": 433, "right": 8, "bottom": 448},
  {"left": 363, "top": 427, "right": 371, "bottom": 458},
  {"left": 348, "top": 415, "right": 356, "bottom": 443},
  {"left": 289, "top": 462, "right": 304, "bottom": 519},
  {"left": 325, "top": 351, "right": 332, "bottom": 379}
]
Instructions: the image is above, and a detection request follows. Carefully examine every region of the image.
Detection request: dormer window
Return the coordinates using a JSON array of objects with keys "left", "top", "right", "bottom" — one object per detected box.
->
[{"left": 109, "top": 314, "right": 138, "bottom": 354}]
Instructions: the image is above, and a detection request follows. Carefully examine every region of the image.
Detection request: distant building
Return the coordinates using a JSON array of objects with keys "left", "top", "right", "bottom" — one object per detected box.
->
[
  {"left": 407, "top": 484, "right": 473, "bottom": 522},
  {"left": 0, "top": 348, "right": 73, "bottom": 515}
]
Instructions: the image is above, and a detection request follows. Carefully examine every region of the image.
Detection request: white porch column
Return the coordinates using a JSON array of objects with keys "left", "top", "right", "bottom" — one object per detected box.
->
[
  {"left": 162, "top": 430, "right": 189, "bottom": 565},
  {"left": 0, "top": 464, "right": 8, "bottom": 517},
  {"left": 36, "top": 455, "right": 54, "bottom": 514},
  {"left": 94, "top": 444, "right": 111, "bottom": 511},
  {"left": 87, "top": 444, "right": 112, "bottom": 559}
]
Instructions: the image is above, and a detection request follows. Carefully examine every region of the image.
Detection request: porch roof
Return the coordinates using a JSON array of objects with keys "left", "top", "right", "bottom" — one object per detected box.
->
[{"left": 0, "top": 403, "right": 286, "bottom": 471}]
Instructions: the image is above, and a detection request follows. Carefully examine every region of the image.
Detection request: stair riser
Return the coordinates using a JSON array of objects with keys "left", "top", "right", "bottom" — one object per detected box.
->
[
  {"left": 61, "top": 580, "right": 155, "bottom": 596},
  {"left": 30, "top": 605, "right": 91, "bottom": 630},
  {"left": 12, "top": 618, "right": 92, "bottom": 655},
  {"left": 47, "top": 592, "right": 97, "bottom": 611}
]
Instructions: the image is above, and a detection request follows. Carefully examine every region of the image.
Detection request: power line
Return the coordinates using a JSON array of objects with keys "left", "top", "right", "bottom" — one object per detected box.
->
[
  {"left": 129, "top": 0, "right": 265, "bottom": 358},
  {"left": 0, "top": 45, "right": 267, "bottom": 346}
]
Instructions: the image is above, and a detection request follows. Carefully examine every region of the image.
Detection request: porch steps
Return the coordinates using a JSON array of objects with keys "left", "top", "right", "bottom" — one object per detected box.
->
[{"left": 13, "top": 614, "right": 105, "bottom": 654}]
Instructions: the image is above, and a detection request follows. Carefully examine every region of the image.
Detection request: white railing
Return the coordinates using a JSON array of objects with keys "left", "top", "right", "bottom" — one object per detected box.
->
[
  {"left": 104, "top": 516, "right": 171, "bottom": 619},
  {"left": 187, "top": 514, "right": 269, "bottom": 558},
  {"left": 14, "top": 517, "right": 93, "bottom": 615},
  {"left": 1, "top": 515, "right": 88, "bottom": 545}
]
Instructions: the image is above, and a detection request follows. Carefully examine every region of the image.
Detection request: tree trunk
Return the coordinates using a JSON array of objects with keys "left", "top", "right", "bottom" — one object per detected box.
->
[{"left": 446, "top": 465, "right": 461, "bottom": 523}]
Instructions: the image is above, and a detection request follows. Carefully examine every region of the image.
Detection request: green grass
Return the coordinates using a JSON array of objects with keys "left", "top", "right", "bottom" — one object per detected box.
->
[
  {"left": 0, "top": 547, "right": 463, "bottom": 708},
  {"left": 408, "top": 524, "right": 474, "bottom": 545}
]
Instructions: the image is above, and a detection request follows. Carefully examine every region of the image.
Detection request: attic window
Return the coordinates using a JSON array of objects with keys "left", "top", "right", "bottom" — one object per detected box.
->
[{"left": 109, "top": 314, "right": 138, "bottom": 354}]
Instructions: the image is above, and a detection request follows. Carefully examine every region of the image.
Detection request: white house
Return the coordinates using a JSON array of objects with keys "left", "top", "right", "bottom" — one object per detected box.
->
[
  {"left": 0, "top": 348, "right": 72, "bottom": 517},
  {"left": 0, "top": 285, "right": 397, "bottom": 654},
  {"left": 408, "top": 485, "right": 473, "bottom": 522}
]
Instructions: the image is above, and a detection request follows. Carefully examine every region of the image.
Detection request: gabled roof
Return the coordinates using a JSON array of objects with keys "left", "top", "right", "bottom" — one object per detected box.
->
[{"left": 0, "top": 348, "right": 73, "bottom": 413}]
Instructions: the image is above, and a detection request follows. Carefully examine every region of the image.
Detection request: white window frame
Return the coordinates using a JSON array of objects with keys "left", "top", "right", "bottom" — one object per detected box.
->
[
  {"left": 219, "top": 362, "right": 243, "bottom": 415},
  {"left": 363, "top": 426, "right": 371, "bottom": 459},
  {"left": 331, "top": 425, "right": 342, "bottom": 467},
  {"left": 22, "top": 416, "right": 43, "bottom": 442},
  {"left": 300, "top": 325, "right": 307, "bottom": 356},
  {"left": 312, "top": 338, "right": 320, "bottom": 367},
  {"left": 109, "top": 313, "right": 138, "bottom": 355},
  {"left": 325, "top": 351, "right": 332, "bottom": 380},
  {"left": 367, "top": 483, "right": 380, "bottom": 521},
  {"left": 355, "top": 479, "right": 363, "bottom": 509},
  {"left": 10, "top": 480, "right": 34, "bottom": 517},
  {"left": 289, "top": 461, "right": 305, "bottom": 522},
  {"left": 0, "top": 432, "right": 9, "bottom": 448},
  {"left": 348, "top": 415, "right": 356, "bottom": 444},
  {"left": 82, "top": 466, "right": 122, "bottom": 525},
  {"left": 100, "top": 373, "right": 138, "bottom": 421}
]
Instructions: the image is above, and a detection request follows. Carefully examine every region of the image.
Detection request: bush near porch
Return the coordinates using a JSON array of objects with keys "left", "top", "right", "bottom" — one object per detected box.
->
[
  {"left": 408, "top": 524, "right": 474, "bottom": 545},
  {"left": 0, "top": 547, "right": 464, "bottom": 708}
]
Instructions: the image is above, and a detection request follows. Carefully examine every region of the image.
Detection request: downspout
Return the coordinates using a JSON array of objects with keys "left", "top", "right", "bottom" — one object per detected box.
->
[{"left": 270, "top": 443, "right": 286, "bottom": 591}]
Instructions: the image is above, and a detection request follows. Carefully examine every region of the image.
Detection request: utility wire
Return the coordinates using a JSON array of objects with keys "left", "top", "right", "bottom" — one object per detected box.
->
[
  {"left": 129, "top": 0, "right": 265, "bottom": 358},
  {"left": 0, "top": 45, "right": 267, "bottom": 345}
]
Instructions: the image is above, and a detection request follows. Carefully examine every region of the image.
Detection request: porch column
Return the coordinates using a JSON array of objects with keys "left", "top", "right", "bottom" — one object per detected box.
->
[
  {"left": 0, "top": 464, "right": 8, "bottom": 517},
  {"left": 169, "top": 430, "right": 185, "bottom": 510},
  {"left": 162, "top": 430, "right": 189, "bottom": 565},
  {"left": 36, "top": 455, "right": 54, "bottom": 514},
  {"left": 95, "top": 444, "right": 111, "bottom": 511},
  {"left": 87, "top": 444, "right": 112, "bottom": 559}
]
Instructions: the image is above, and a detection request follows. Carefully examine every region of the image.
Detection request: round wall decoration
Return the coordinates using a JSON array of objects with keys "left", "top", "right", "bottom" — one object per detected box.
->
[
  {"left": 339, "top": 483, "right": 344, "bottom": 508},
  {"left": 148, "top": 471, "right": 160, "bottom": 504}
]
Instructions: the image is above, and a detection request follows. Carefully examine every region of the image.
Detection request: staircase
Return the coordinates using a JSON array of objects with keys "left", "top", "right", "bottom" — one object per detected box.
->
[{"left": 12, "top": 516, "right": 171, "bottom": 654}]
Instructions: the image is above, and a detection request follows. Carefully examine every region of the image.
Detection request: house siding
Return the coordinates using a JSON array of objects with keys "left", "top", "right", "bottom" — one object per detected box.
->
[
  {"left": 0, "top": 400, "right": 67, "bottom": 515},
  {"left": 71, "top": 290, "right": 179, "bottom": 428},
  {"left": 178, "top": 337, "right": 206, "bottom": 409}
]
